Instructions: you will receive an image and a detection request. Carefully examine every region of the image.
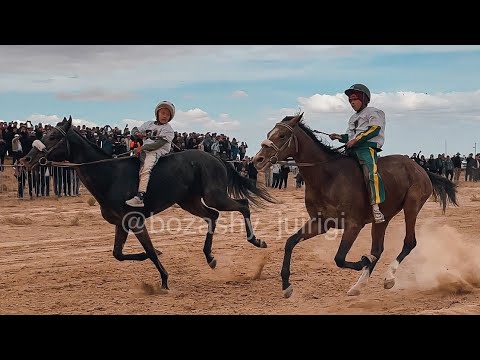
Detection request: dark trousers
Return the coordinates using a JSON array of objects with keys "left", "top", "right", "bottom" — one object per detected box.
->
[{"left": 272, "top": 173, "right": 280, "bottom": 188}]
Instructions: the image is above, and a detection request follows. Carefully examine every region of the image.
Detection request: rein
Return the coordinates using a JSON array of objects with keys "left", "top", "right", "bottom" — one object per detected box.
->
[
  {"left": 35, "top": 126, "right": 135, "bottom": 167},
  {"left": 294, "top": 145, "right": 346, "bottom": 167},
  {"left": 261, "top": 122, "right": 347, "bottom": 167},
  {"left": 47, "top": 154, "right": 134, "bottom": 168}
]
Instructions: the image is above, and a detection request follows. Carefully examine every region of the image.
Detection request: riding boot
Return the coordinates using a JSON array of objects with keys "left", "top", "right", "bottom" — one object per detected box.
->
[{"left": 125, "top": 191, "right": 145, "bottom": 207}]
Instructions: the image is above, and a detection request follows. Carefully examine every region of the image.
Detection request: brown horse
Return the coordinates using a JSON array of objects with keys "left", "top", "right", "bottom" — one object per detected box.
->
[{"left": 252, "top": 113, "right": 458, "bottom": 298}]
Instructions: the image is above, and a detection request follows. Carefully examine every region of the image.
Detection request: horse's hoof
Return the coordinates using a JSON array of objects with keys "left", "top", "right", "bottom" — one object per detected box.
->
[
  {"left": 259, "top": 239, "right": 267, "bottom": 248},
  {"left": 158, "top": 287, "right": 169, "bottom": 295},
  {"left": 283, "top": 285, "right": 293, "bottom": 298},
  {"left": 208, "top": 258, "right": 217, "bottom": 269},
  {"left": 384, "top": 278, "right": 395, "bottom": 289},
  {"left": 347, "top": 288, "right": 361, "bottom": 296}
]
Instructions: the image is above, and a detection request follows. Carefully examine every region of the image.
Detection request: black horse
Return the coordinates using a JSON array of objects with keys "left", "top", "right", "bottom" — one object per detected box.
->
[{"left": 21, "top": 116, "right": 276, "bottom": 291}]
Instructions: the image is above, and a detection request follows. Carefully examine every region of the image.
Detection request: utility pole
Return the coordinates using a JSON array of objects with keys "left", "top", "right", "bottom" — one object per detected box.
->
[{"left": 474, "top": 142, "right": 477, "bottom": 155}]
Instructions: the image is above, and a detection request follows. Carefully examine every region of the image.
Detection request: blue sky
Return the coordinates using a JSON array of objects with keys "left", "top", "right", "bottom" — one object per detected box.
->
[{"left": 1, "top": 45, "right": 480, "bottom": 158}]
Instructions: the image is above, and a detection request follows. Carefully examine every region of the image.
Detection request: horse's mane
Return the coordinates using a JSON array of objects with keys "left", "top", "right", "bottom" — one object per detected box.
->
[
  {"left": 69, "top": 125, "right": 114, "bottom": 158},
  {"left": 281, "top": 116, "right": 342, "bottom": 156}
]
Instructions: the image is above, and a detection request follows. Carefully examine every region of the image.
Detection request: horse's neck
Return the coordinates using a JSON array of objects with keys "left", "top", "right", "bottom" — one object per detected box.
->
[
  {"left": 293, "top": 131, "right": 335, "bottom": 169},
  {"left": 292, "top": 130, "right": 333, "bottom": 181},
  {"left": 68, "top": 133, "right": 113, "bottom": 202},
  {"left": 68, "top": 134, "right": 110, "bottom": 164}
]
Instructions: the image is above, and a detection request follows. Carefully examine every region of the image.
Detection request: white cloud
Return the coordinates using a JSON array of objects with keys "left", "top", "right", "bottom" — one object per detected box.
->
[
  {"left": 120, "top": 119, "right": 144, "bottom": 129},
  {"left": 296, "top": 90, "right": 480, "bottom": 119},
  {"left": 23, "top": 114, "right": 99, "bottom": 128},
  {"left": 253, "top": 89, "right": 480, "bottom": 158},
  {"left": 16, "top": 106, "right": 241, "bottom": 133},
  {"left": 298, "top": 93, "right": 348, "bottom": 113},
  {"left": 172, "top": 109, "right": 240, "bottom": 131},
  {"left": 25, "top": 114, "right": 64, "bottom": 126},
  {"left": 8, "top": 87, "right": 480, "bottom": 158},
  {"left": 230, "top": 90, "right": 248, "bottom": 98},
  {"left": 56, "top": 88, "right": 136, "bottom": 102},
  {"left": 2, "top": 45, "right": 479, "bottom": 93},
  {"left": 110, "top": 108, "right": 242, "bottom": 134}
]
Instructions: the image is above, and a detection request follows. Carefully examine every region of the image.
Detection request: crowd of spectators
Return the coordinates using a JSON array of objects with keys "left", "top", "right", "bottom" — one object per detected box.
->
[
  {"left": 0, "top": 120, "right": 253, "bottom": 199},
  {"left": 1, "top": 120, "right": 479, "bottom": 200},
  {"left": 409, "top": 151, "right": 480, "bottom": 182}
]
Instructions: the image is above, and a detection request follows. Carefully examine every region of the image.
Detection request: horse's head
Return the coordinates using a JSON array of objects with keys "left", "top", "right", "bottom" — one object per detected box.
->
[
  {"left": 252, "top": 113, "right": 303, "bottom": 171},
  {"left": 20, "top": 116, "right": 73, "bottom": 170}
]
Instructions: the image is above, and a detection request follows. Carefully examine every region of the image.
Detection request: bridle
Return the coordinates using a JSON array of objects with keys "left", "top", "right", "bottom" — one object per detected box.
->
[
  {"left": 33, "top": 126, "right": 132, "bottom": 167},
  {"left": 36, "top": 125, "right": 71, "bottom": 166},
  {"left": 260, "top": 122, "right": 346, "bottom": 167},
  {"left": 261, "top": 122, "right": 299, "bottom": 165}
]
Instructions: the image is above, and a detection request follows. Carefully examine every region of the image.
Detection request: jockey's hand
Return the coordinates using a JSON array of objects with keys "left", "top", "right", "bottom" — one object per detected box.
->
[
  {"left": 329, "top": 133, "right": 341, "bottom": 140},
  {"left": 346, "top": 138, "right": 358, "bottom": 148},
  {"left": 135, "top": 132, "right": 146, "bottom": 139},
  {"left": 134, "top": 146, "right": 143, "bottom": 155}
]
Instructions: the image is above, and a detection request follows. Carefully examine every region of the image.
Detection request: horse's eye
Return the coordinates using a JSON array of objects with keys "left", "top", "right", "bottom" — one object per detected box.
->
[{"left": 279, "top": 134, "right": 285, "bottom": 139}]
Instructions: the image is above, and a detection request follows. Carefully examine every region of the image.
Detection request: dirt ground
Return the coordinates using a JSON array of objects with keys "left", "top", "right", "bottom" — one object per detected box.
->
[{"left": 1, "top": 173, "right": 480, "bottom": 315}]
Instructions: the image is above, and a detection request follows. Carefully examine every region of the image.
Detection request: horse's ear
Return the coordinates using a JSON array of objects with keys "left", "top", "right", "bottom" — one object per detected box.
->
[
  {"left": 62, "top": 116, "right": 67, "bottom": 123},
  {"left": 64, "top": 115, "right": 73, "bottom": 131},
  {"left": 292, "top": 112, "right": 304, "bottom": 125}
]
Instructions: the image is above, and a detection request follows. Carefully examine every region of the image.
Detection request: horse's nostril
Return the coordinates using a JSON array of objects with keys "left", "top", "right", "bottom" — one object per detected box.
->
[
  {"left": 23, "top": 156, "right": 31, "bottom": 163},
  {"left": 256, "top": 156, "right": 264, "bottom": 163}
]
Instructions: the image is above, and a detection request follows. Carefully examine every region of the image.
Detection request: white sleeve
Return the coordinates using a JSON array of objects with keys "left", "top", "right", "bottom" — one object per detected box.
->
[
  {"left": 368, "top": 110, "right": 385, "bottom": 128},
  {"left": 161, "top": 126, "right": 174, "bottom": 143}
]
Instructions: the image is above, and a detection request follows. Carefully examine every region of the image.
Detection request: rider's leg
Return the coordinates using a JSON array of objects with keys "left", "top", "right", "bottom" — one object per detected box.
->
[
  {"left": 126, "top": 151, "right": 158, "bottom": 207},
  {"left": 353, "top": 146, "right": 386, "bottom": 223}
]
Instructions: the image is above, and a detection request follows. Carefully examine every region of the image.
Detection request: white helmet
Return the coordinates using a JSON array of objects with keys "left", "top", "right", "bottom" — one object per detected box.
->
[{"left": 155, "top": 100, "right": 175, "bottom": 121}]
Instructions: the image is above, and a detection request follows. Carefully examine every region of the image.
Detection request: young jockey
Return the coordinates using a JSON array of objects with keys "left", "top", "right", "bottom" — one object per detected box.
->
[
  {"left": 125, "top": 100, "right": 176, "bottom": 207},
  {"left": 329, "top": 83, "right": 386, "bottom": 223}
]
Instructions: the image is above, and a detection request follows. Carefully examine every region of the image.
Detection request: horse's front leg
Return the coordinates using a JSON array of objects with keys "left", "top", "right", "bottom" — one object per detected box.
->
[
  {"left": 112, "top": 224, "right": 161, "bottom": 261},
  {"left": 133, "top": 224, "right": 169, "bottom": 290},
  {"left": 236, "top": 198, "right": 267, "bottom": 248},
  {"left": 281, "top": 217, "right": 326, "bottom": 298}
]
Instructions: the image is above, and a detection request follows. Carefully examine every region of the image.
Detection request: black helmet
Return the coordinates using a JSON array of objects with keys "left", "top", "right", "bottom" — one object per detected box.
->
[{"left": 344, "top": 84, "right": 371, "bottom": 101}]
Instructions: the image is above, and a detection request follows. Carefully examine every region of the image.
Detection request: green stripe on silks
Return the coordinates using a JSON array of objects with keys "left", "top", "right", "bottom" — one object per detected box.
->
[{"left": 352, "top": 143, "right": 385, "bottom": 205}]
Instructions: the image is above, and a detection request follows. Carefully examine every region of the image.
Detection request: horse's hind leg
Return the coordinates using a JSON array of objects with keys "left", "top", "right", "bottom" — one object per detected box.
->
[
  {"left": 347, "top": 219, "right": 391, "bottom": 296},
  {"left": 133, "top": 224, "right": 169, "bottom": 290},
  {"left": 203, "top": 192, "right": 266, "bottom": 248},
  {"left": 178, "top": 198, "right": 219, "bottom": 269},
  {"left": 112, "top": 225, "right": 162, "bottom": 261},
  {"left": 384, "top": 194, "right": 425, "bottom": 290},
  {"left": 235, "top": 198, "right": 266, "bottom": 248}
]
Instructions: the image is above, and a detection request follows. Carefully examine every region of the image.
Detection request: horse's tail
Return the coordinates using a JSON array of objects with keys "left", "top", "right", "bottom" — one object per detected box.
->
[
  {"left": 221, "top": 159, "right": 277, "bottom": 207},
  {"left": 426, "top": 170, "right": 458, "bottom": 213}
]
